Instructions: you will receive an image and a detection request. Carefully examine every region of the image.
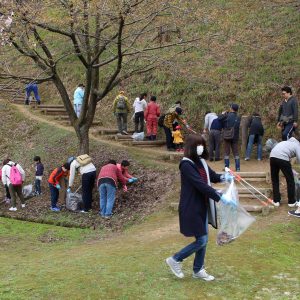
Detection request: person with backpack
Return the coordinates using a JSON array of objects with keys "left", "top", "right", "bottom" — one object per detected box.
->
[
  {"left": 48, "top": 163, "right": 70, "bottom": 211},
  {"left": 163, "top": 107, "right": 190, "bottom": 151},
  {"left": 144, "top": 95, "right": 160, "bottom": 140},
  {"left": 245, "top": 112, "right": 264, "bottom": 161},
  {"left": 97, "top": 160, "right": 128, "bottom": 218},
  {"left": 113, "top": 91, "right": 131, "bottom": 135},
  {"left": 277, "top": 86, "right": 298, "bottom": 141},
  {"left": 218, "top": 104, "right": 241, "bottom": 171},
  {"left": 133, "top": 93, "right": 147, "bottom": 133},
  {"left": 73, "top": 83, "right": 85, "bottom": 117},
  {"left": 67, "top": 155, "right": 97, "bottom": 213},
  {"left": 1, "top": 158, "right": 26, "bottom": 211},
  {"left": 33, "top": 156, "right": 44, "bottom": 196}
]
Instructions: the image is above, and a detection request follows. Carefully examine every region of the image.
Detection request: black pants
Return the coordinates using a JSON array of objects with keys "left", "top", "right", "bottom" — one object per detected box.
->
[
  {"left": 163, "top": 126, "right": 174, "bottom": 149},
  {"left": 82, "top": 171, "right": 96, "bottom": 211},
  {"left": 209, "top": 129, "right": 221, "bottom": 160},
  {"left": 134, "top": 111, "right": 144, "bottom": 132},
  {"left": 5, "top": 184, "right": 11, "bottom": 199},
  {"left": 270, "top": 157, "right": 295, "bottom": 204}
]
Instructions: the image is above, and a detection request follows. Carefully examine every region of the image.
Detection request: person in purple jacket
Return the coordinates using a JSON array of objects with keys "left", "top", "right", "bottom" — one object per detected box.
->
[
  {"left": 165, "top": 134, "right": 235, "bottom": 281},
  {"left": 33, "top": 156, "right": 44, "bottom": 196}
]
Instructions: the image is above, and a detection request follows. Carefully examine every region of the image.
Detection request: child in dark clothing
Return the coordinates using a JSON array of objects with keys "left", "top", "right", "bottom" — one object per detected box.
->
[{"left": 34, "top": 156, "right": 44, "bottom": 196}]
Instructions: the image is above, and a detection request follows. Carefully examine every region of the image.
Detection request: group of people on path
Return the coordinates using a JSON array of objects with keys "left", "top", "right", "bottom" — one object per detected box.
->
[{"left": 1, "top": 155, "right": 137, "bottom": 218}]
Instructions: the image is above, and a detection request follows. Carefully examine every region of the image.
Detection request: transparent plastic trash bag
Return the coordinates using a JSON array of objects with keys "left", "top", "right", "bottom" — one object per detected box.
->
[
  {"left": 22, "top": 184, "right": 34, "bottom": 199},
  {"left": 265, "top": 138, "right": 278, "bottom": 152},
  {"left": 217, "top": 180, "right": 256, "bottom": 246},
  {"left": 131, "top": 132, "right": 144, "bottom": 141},
  {"left": 293, "top": 169, "right": 300, "bottom": 202}
]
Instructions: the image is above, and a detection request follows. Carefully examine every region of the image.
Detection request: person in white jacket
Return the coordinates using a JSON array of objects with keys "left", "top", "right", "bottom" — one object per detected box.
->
[
  {"left": 1, "top": 158, "right": 26, "bottom": 211},
  {"left": 133, "top": 93, "right": 147, "bottom": 133},
  {"left": 68, "top": 157, "right": 96, "bottom": 213}
]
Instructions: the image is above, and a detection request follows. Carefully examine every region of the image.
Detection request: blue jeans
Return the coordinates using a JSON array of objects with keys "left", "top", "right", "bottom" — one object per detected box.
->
[
  {"left": 99, "top": 183, "right": 116, "bottom": 216},
  {"left": 282, "top": 123, "right": 294, "bottom": 141},
  {"left": 49, "top": 183, "right": 59, "bottom": 208},
  {"left": 35, "top": 179, "right": 41, "bottom": 194},
  {"left": 245, "top": 134, "right": 263, "bottom": 160}
]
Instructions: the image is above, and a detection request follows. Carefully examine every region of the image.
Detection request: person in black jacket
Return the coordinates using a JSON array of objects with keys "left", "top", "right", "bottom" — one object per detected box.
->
[
  {"left": 218, "top": 104, "right": 241, "bottom": 171},
  {"left": 245, "top": 113, "right": 264, "bottom": 161},
  {"left": 165, "top": 134, "right": 234, "bottom": 281},
  {"left": 277, "top": 86, "right": 298, "bottom": 141}
]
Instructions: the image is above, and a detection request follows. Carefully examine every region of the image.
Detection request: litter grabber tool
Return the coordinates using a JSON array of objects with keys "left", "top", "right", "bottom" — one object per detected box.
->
[{"left": 224, "top": 167, "right": 274, "bottom": 206}]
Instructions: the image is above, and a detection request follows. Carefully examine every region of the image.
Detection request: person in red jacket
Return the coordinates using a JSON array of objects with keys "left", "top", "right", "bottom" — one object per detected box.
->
[
  {"left": 48, "top": 163, "right": 70, "bottom": 211},
  {"left": 97, "top": 160, "right": 128, "bottom": 218},
  {"left": 144, "top": 95, "right": 160, "bottom": 140},
  {"left": 116, "top": 160, "right": 138, "bottom": 183}
]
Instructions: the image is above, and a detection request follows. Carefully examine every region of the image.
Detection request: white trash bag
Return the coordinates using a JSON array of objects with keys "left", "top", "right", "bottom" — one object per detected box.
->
[
  {"left": 217, "top": 180, "right": 256, "bottom": 246},
  {"left": 131, "top": 132, "right": 144, "bottom": 141},
  {"left": 22, "top": 184, "right": 34, "bottom": 199},
  {"left": 66, "top": 187, "right": 83, "bottom": 211}
]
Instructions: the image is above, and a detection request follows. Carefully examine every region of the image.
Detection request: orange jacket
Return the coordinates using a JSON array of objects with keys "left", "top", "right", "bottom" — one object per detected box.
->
[{"left": 48, "top": 167, "right": 69, "bottom": 186}]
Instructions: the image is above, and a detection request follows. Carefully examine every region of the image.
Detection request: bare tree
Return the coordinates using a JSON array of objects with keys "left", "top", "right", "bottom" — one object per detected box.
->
[{"left": 0, "top": 0, "right": 198, "bottom": 154}]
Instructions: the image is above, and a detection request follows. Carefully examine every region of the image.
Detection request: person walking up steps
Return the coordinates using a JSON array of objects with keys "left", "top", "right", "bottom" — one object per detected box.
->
[
  {"left": 113, "top": 91, "right": 130, "bottom": 135},
  {"left": 1, "top": 158, "right": 26, "bottom": 211},
  {"left": 25, "top": 82, "right": 41, "bottom": 105},
  {"left": 133, "top": 93, "right": 147, "bottom": 133},
  {"left": 144, "top": 96, "right": 160, "bottom": 140}
]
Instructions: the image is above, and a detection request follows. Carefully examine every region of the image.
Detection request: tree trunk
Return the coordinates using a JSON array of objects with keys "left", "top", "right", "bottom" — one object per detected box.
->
[{"left": 76, "top": 125, "right": 90, "bottom": 155}]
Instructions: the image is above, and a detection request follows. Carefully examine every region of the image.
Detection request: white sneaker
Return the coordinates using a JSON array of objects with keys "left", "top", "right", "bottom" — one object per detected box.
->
[
  {"left": 271, "top": 201, "right": 280, "bottom": 207},
  {"left": 21, "top": 204, "right": 26, "bottom": 208},
  {"left": 9, "top": 207, "right": 17, "bottom": 211},
  {"left": 288, "top": 202, "right": 297, "bottom": 207},
  {"left": 193, "top": 268, "right": 215, "bottom": 281},
  {"left": 165, "top": 257, "right": 184, "bottom": 278}
]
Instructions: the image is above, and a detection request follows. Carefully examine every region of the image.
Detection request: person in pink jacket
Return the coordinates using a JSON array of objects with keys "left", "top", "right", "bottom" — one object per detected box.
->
[
  {"left": 117, "top": 160, "right": 138, "bottom": 183},
  {"left": 144, "top": 95, "right": 160, "bottom": 140}
]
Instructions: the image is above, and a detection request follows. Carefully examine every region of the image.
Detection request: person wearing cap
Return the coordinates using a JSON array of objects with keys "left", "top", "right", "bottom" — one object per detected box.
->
[
  {"left": 163, "top": 107, "right": 189, "bottom": 151},
  {"left": 277, "top": 86, "right": 298, "bottom": 141},
  {"left": 113, "top": 90, "right": 131, "bottom": 135},
  {"left": 73, "top": 83, "right": 85, "bottom": 117},
  {"left": 218, "top": 103, "right": 241, "bottom": 171},
  {"left": 172, "top": 125, "right": 184, "bottom": 152}
]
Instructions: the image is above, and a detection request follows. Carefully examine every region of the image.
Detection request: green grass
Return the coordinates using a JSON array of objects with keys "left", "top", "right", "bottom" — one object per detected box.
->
[{"left": 0, "top": 209, "right": 299, "bottom": 300}]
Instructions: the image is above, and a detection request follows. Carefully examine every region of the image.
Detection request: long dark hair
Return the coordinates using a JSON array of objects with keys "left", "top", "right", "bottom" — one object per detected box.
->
[{"left": 184, "top": 134, "right": 208, "bottom": 162}]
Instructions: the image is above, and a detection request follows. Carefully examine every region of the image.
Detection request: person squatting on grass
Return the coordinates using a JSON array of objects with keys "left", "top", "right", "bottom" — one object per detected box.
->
[
  {"left": 97, "top": 160, "right": 128, "bottom": 219},
  {"left": 269, "top": 137, "right": 300, "bottom": 207},
  {"left": 165, "top": 134, "right": 234, "bottom": 281},
  {"left": 68, "top": 156, "right": 97, "bottom": 213},
  {"left": 218, "top": 103, "right": 241, "bottom": 171},
  {"left": 48, "top": 163, "right": 70, "bottom": 212},
  {"left": 277, "top": 86, "right": 298, "bottom": 141},
  {"left": 144, "top": 95, "right": 160, "bottom": 140},
  {"left": 117, "top": 160, "right": 138, "bottom": 183},
  {"left": 33, "top": 156, "right": 44, "bottom": 196},
  {"left": 133, "top": 93, "right": 147, "bottom": 133},
  {"left": 1, "top": 158, "right": 26, "bottom": 211}
]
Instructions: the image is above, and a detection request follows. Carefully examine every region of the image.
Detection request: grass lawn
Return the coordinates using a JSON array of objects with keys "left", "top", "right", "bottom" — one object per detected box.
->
[{"left": 0, "top": 206, "right": 299, "bottom": 300}]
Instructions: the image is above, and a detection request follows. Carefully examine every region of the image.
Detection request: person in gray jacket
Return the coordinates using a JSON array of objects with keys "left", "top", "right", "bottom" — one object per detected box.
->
[
  {"left": 270, "top": 137, "right": 300, "bottom": 207},
  {"left": 277, "top": 86, "right": 298, "bottom": 141}
]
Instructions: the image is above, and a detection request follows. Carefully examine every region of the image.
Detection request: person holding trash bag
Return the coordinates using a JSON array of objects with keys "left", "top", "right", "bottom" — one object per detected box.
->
[
  {"left": 48, "top": 163, "right": 70, "bottom": 211},
  {"left": 165, "top": 134, "right": 235, "bottom": 281},
  {"left": 68, "top": 155, "right": 97, "bottom": 213}
]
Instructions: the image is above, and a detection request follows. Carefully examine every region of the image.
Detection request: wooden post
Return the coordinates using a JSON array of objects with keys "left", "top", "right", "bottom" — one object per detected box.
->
[{"left": 240, "top": 115, "right": 251, "bottom": 155}]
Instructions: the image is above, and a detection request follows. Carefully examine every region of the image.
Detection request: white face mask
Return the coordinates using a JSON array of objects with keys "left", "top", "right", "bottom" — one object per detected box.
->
[{"left": 197, "top": 145, "right": 204, "bottom": 156}]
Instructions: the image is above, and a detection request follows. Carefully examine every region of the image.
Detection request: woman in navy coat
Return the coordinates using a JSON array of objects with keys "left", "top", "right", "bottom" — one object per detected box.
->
[{"left": 166, "top": 134, "right": 231, "bottom": 281}]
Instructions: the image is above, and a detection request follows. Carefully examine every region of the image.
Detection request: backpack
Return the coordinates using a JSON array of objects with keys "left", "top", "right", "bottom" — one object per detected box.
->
[
  {"left": 76, "top": 154, "right": 92, "bottom": 167},
  {"left": 158, "top": 114, "right": 166, "bottom": 127},
  {"left": 116, "top": 96, "right": 126, "bottom": 109},
  {"left": 7, "top": 163, "right": 23, "bottom": 186}
]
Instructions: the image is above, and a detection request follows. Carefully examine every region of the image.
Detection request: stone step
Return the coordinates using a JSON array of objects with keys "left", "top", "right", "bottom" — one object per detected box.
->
[
  {"left": 35, "top": 105, "right": 64, "bottom": 109},
  {"left": 131, "top": 140, "right": 165, "bottom": 146},
  {"left": 40, "top": 108, "right": 68, "bottom": 116}
]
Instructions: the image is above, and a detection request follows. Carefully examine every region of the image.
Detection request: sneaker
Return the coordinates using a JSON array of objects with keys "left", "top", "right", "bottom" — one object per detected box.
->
[
  {"left": 193, "top": 268, "right": 215, "bottom": 281},
  {"left": 271, "top": 201, "right": 280, "bottom": 207},
  {"left": 165, "top": 257, "right": 184, "bottom": 279},
  {"left": 244, "top": 157, "right": 250, "bottom": 161},
  {"left": 80, "top": 210, "right": 88, "bottom": 213},
  {"left": 50, "top": 207, "right": 60, "bottom": 212},
  {"left": 122, "top": 130, "right": 129, "bottom": 135},
  {"left": 288, "top": 210, "right": 300, "bottom": 218},
  {"left": 9, "top": 207, "right": 17, "bottom": 211},
  {"left": 21, "top": 204, "right": 26, "bottom": 208},
  {"left": 288, "top": 202, "right": 297, "bottom": 207}
]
